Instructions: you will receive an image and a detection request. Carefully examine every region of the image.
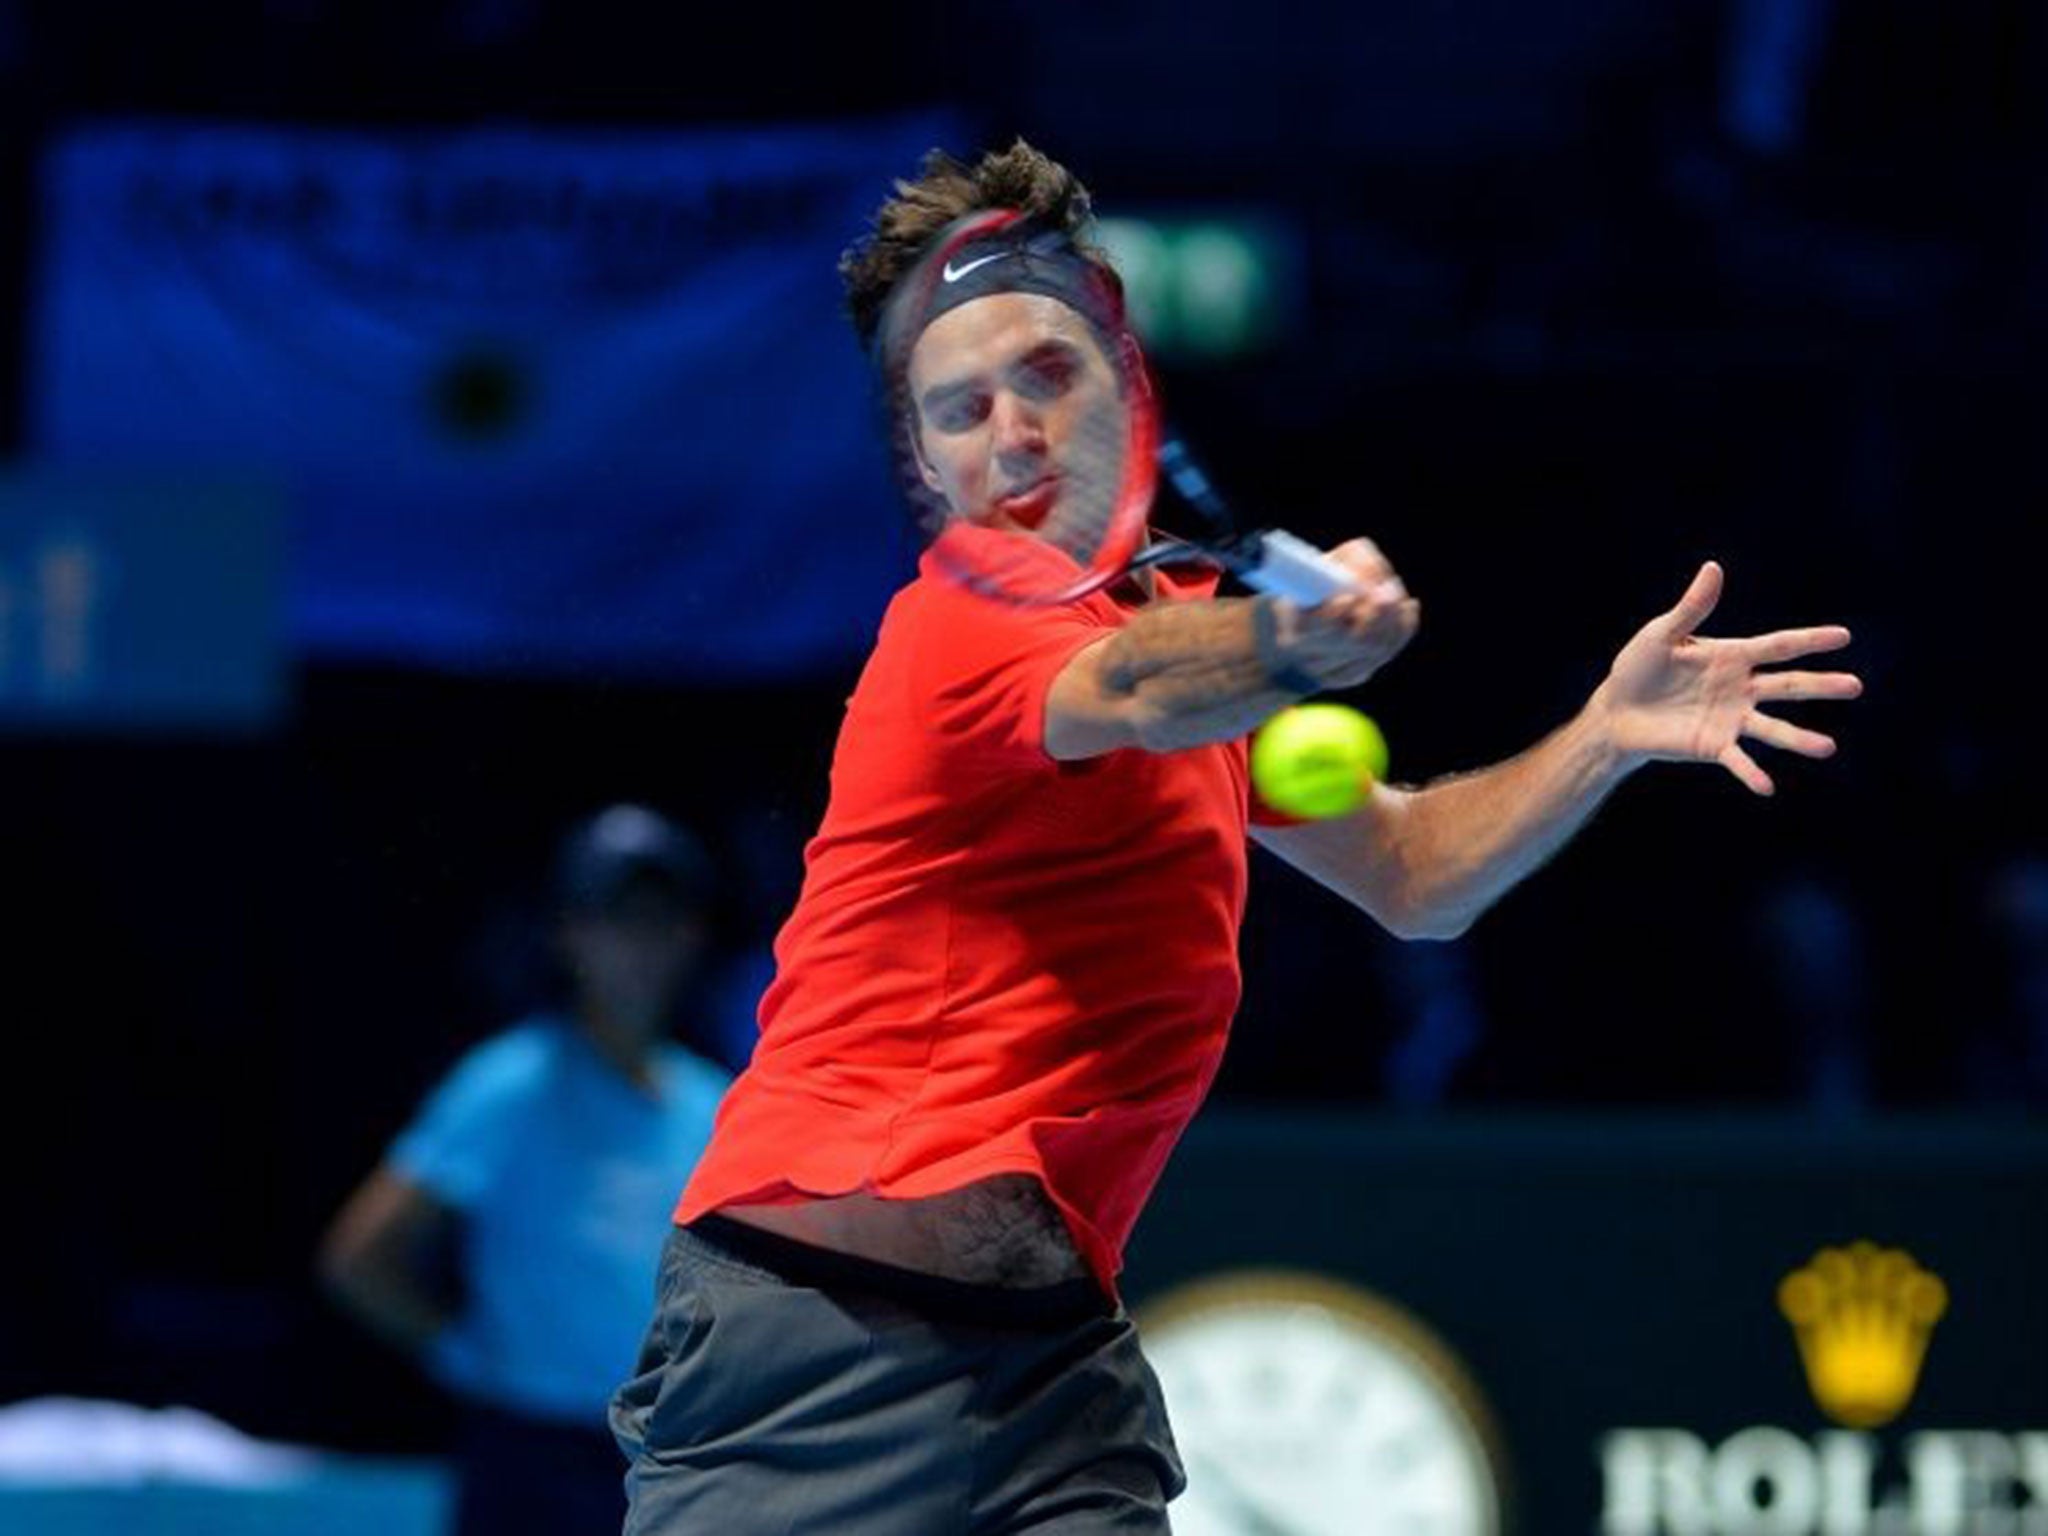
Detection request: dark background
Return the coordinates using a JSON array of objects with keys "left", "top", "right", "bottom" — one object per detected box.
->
[{"left": 1, "top": 0, "right": 2041, "bottom": 1459}]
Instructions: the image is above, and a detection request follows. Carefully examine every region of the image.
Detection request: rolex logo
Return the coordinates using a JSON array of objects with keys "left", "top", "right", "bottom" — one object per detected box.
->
[{"left": 1777, "top": 1242, "right": 1948, "bottom": 1429}]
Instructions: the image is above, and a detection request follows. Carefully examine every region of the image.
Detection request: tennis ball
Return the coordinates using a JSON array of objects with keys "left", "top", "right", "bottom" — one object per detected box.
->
[{"left": 1251, "top": 704, "right": 1390, "bottom": 820}]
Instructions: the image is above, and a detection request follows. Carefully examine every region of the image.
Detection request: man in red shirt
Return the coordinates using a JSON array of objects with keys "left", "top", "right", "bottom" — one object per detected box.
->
[{"left": 610, "top": 142, "right": 1860, "bottom": 1534}]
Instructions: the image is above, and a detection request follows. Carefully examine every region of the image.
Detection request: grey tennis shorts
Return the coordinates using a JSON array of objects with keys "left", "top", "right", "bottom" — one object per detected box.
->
[{"left": 609, "top": 1215, "right": 1185, "bottom": 1535}]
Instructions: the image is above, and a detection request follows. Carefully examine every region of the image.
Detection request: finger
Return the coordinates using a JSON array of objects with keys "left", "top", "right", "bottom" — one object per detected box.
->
[
  {"left": 1301, "top": 592, "right": 1367, "bottom": 631},
  {"left": 1743, "top": 708, "right": 1837, "bottom": 758},
  {"left": 1745, "top": 625, "right": 1852, "bottom": 665},
  {"left": 1317, "top": 601, "right": 1418, "bottom": 679},
  {"left": 1351, "top": 592, "right": 1419, "bottom": 637},
  {"left": 1751, "top": 670, "right": 1863, "bottom": 703},
  {"left": 1662, "top": 560, "right": 1723, "bottom": 638},
  {"left": 1313, "top": 579, "right": 1401, "bottom": 614},
  {"left": 1327, "top": 538, "right": 1395, "bottom": 585},
  {"left": 1720, "top": 742, "right": 1775, "bottom": 796},
  {"left": 1311, "top": 584, "right": 1411, "bottom": 637},
  {"left": 1351, "top": 585, "right": 1417, "bottom": 634}
]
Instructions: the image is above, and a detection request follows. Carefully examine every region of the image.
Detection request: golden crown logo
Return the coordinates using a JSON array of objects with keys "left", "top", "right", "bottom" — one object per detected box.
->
[{"left": 1777, "top": 1241, "right": 1948, "bottom": 1429}]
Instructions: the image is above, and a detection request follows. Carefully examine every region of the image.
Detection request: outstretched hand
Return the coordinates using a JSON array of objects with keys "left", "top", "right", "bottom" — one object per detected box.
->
[{"left": 1594, "top": 561, "right": 1862, "bottom": 796}]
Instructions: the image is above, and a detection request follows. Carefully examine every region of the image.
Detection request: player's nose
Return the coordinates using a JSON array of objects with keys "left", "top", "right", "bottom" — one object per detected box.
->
[{"left": 989, "top": 390, "right": 1047, "bottom": 458}]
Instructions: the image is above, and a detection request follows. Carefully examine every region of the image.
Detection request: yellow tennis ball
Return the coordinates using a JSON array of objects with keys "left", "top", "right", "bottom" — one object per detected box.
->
[{"left": 1251, "top": 704, "right": 1390, "bottom": 819}]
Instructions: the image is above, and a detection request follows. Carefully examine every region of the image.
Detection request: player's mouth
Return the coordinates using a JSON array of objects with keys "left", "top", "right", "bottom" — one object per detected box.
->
[{"left": 991, "top": 476, "right": 1060, "bottom": 529}]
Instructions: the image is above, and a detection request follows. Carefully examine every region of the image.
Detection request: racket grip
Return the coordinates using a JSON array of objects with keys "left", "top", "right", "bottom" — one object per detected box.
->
[{"left": 1239, "top": 529, "right": 1359, "bottom": 606}]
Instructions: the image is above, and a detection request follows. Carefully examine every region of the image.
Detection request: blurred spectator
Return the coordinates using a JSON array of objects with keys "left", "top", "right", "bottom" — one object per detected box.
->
[
  {"left": 1721, "top": 0, "right": 1834, "bottom": 159},
  {"left": 1965, "top": 854, "right": 2048, "bottom": 1107},
  {"left": 1381, "top": 935, "right": 1487, "bottom": 1110},
  {"left": 1753, "top": 875, "right": 1873, "bottom": 1116},
  {"left": 317, "top": 804, "right": 730, "bottom": 1536}
]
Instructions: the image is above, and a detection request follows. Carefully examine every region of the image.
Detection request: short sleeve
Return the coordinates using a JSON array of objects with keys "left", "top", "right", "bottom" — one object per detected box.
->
[
  {"left": 901, "top": 574, "right": 1113, "bottom": 771},
  {"left": 387, "top": 1028, "right": 549, "bottom": 1209}
]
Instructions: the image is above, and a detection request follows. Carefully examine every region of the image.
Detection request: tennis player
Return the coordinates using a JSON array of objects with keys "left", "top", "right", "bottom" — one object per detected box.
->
[{"left": 609, "top": 142, "right": 1861, "bottom": 1534}]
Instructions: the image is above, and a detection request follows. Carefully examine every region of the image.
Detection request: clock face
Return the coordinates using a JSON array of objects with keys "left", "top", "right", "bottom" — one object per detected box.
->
[{"left": 1138, "top": 1271, "right": 1505, "bottom": 1536}]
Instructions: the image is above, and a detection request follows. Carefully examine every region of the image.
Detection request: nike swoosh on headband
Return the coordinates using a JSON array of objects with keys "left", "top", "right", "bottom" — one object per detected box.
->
[{"left": 942, "top": 252, "right": 1008, "bottom": 283}]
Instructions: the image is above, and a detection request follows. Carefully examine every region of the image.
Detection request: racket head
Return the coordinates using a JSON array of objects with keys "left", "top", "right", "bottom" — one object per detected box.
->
[{"left": 875, "top": 208, "right": 1159, "bottom": 607}]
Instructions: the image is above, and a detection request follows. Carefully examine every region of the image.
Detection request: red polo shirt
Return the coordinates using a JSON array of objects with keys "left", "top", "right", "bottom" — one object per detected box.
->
[{"left": 676, "top": 528, "right": 1256, "bottom": 1293}]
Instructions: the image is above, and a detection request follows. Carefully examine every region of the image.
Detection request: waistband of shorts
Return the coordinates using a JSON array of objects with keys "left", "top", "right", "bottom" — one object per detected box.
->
[{"left": 686, "top": 1212, "right": 1114, "bottom": 1331}]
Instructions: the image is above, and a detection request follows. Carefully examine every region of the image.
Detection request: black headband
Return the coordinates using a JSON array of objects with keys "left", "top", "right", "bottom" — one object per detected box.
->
[{"left": 877, "top": 218, "right": 1126, "bottom": 369}]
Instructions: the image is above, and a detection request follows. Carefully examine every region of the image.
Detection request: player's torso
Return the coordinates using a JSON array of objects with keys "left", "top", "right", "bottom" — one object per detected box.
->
[
  {"left": 722, "top": 1174, "right": 1088, "bottom": 1285},
  {"left": 688, "top": 574, "right": 1254, "bottom": 1288},
  {"left": 763, "top": 587, "right": 1254, "bottom": 1096}
]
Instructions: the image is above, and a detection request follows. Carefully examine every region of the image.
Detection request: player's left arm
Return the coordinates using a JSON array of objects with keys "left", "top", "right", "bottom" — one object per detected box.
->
[
  {"left": 1251, "top": 715, "right": 1631, "bottom": 941},
  {"left": 1252, "top": 561, "right": 1861, "bottom": 940}
]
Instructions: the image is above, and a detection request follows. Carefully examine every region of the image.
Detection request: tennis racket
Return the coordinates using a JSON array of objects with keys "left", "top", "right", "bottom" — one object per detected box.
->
[{"left": 876, "top": 207, "right": 1361, "bottom": 609}]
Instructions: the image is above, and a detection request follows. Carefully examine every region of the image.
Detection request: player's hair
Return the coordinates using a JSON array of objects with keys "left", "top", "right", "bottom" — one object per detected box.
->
[{"left": 839, "top": 139, "right": 1110, "bottom": 349}]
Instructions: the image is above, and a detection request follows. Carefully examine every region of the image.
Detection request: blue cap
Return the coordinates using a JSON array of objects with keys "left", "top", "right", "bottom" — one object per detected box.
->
[{"left": 555, "top": 804, "right": 711, "bottom": 914}]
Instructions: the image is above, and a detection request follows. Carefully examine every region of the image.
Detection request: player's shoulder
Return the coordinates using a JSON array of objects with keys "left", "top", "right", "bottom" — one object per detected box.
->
[
  {"left": 438, "top": 1017, "right": 569, "bottom": 1103},
  {"left": 868, "top": 566, "right": 980, "bottom": 663},
  {"left": 655, "top": 1043, "right": 734, "bottom": 1105},
  {"left": 888, "top": 554, "right": 1117, "bottom": 640}
]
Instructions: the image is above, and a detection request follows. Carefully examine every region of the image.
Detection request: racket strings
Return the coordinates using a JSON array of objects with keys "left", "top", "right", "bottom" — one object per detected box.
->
[{"left": 883, "top": 209, "right": 1157, "bottom": 607}]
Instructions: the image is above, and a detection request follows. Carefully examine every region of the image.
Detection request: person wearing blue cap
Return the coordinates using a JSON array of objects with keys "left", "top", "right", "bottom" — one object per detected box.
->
[{"left": 318, "top": 804, "right": 732, "bottom": 1536}]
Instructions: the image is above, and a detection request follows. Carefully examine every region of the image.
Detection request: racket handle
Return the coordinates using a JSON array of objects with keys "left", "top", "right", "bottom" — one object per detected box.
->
[{"left": 1238, "top": 529, "right": 1359, "bottom": 606}]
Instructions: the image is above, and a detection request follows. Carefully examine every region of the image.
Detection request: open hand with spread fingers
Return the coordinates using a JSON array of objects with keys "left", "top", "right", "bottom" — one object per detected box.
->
[{"left": 1592, "top": 561, "right": 1863, "bottom": 796}]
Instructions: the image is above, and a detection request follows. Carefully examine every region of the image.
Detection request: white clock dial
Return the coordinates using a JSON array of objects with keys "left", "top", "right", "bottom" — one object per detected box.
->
[{"left": 1140, "top": 1272, "right": 1505, "bottom": 1536}]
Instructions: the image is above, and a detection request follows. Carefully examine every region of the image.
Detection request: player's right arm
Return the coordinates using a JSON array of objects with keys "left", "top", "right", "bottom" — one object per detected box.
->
[
  {"left": 1045, "top": 541, "right": 1419, "bottom": 760},
  {"left": 316, "top": 1163, "right": 463, "bottom": 1355}
]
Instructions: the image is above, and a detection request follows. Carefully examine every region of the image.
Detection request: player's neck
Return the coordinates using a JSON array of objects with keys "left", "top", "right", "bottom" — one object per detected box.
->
[{"left": 575, "top": 999, "right": 663, "bottom": 1091}]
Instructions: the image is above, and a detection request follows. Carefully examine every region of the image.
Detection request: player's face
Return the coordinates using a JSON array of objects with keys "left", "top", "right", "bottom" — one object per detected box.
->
[
  {"left": 561, "top": 884, "right": 704, "bottom": 1030},
  {"left": 906, "top": 293, "right": 1123, "bottom": 548}
]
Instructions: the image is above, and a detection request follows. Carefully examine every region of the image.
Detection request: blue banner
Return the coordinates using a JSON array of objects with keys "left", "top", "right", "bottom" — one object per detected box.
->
[{"left": 30, "top": 117, "right": 954, "bottom": 680}]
